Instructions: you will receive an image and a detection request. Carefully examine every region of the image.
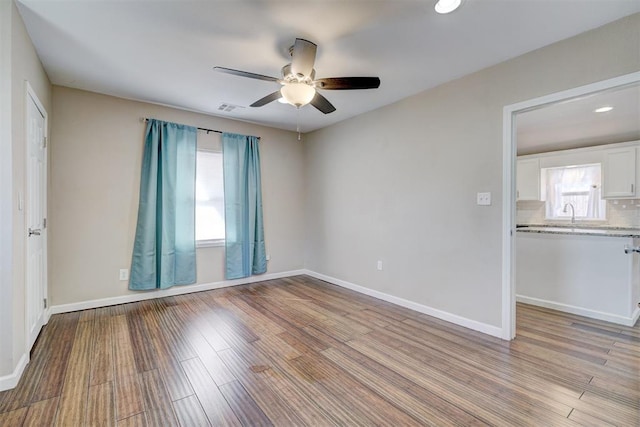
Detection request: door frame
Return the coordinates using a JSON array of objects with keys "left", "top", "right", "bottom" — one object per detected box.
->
[
  {"left": 501, "top": 71, "right": 640, "bottom": 340},
  {"left": 0, "top": 0, "right": 12, "bottom": 382},
  {"left": 24, "top": 81, "right": 48, "bottom": 350}
]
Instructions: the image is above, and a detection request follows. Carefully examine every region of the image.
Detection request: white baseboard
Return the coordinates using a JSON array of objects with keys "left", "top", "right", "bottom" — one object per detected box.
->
[
  {"left": 0, "top": 353, "right": 29, "bottom": 392},
  {"left": 304, "top": 270, "right": 504, "bottom": 339},
  {"left": 49, "top": 269, "right": 306, "bottom": 315},
  {"left": 516, "top": 295, "right": 640, "bottom": 327}
]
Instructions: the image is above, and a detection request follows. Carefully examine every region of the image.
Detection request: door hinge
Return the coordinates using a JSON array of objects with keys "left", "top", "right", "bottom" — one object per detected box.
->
[
  {"left": 43, "top": 218, "right": 47, "bottom": 229},
  {"left": 44, "top": 298, "right": 47, "bottom": 309},
  {"left": 43, "top": 136, "right": 47, "bottom": 148}
]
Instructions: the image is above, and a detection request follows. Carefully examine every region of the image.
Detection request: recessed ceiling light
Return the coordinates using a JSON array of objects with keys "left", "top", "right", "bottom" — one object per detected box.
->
[
  {"left": 594, "top": 106, "right": 613, "bottom": 113},
  {"left": 435, "top": 0, "right": 462, "bottom": 14}
]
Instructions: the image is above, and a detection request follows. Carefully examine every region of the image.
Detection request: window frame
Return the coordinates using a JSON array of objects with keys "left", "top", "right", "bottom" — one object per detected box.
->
[
  {"left": 542, "top": 163, "right": 606, "bottom": 222},
  {"left": 195, "top": 147, "right": 225, "bottom": 248}
]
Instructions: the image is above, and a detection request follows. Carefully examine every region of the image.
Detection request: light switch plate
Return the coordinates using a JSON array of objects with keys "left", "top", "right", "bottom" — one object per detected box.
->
[{"left": 477, "top": 192, "right": 491, "bottom": 206}]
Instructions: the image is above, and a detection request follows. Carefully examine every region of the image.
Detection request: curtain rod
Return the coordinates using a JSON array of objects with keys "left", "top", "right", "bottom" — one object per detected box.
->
[{"left": 141, "top": 118, "right": 260, "bottom": 139}]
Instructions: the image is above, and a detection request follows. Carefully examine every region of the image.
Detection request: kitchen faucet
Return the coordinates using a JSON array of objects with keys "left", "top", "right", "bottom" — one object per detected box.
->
[{"left": 563, "top": 203, "right": 576, "bottom": 224}]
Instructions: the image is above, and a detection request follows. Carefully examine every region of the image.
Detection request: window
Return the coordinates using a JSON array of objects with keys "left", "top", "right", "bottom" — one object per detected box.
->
[
  {"left": 542, "top": 163, "right": 606, "bottom": 221},
  {"left": 195, "top": 149, "right": 225, "bottom": 246}
]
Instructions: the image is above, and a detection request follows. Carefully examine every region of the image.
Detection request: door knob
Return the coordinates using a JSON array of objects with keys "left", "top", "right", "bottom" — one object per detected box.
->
[{"left": 28, "top": 228, "right": 41, "bottom": 237}]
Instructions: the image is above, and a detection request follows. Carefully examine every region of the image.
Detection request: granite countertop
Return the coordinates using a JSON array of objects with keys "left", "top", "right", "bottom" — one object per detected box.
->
[{"left": 516, "top": 224, "right": 640, "bottom": 238}]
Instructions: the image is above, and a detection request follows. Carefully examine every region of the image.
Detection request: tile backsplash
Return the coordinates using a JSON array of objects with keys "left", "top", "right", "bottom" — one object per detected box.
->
[{"left": 517, "top": 200, "right": 640, "bottom": 228}]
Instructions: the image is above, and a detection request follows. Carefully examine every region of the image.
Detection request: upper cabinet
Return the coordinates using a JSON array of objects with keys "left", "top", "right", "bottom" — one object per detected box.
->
[
  {"left": 517, "top": 158, "right": 540, "bottom": 201},
  {"left": 603, "top": 147, "right": 636, "bottom": 199}
]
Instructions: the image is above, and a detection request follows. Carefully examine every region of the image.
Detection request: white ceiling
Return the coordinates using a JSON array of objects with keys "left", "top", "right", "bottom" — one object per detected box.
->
[
  {"left": 16, "top": 0, "right": 640, "bottom": 133},
  {"left": 517, "top": 83, "right": 640, "bottom": 155}
]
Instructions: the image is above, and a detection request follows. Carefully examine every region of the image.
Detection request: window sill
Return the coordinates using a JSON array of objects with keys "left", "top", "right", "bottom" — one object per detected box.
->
[
  {"left": 197, "top": 239, "right": 225, "bottom": 248},
  {"left": 544, "top": 218, "right": 607, "bottom": 224}
]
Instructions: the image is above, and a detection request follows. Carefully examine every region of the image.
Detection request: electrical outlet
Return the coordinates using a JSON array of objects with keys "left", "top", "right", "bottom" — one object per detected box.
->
[
  {"left": 477, "top": 192, "right": 491, "bottom": 206},
  {"left": 266, "top": 254, "right": 271, "bottom": 261},
  {"left": 119, "top": 269, "right": 129, "bottom": 281},
  {"left": 377, "top": 260, "right": 383, "bottom": 271}
]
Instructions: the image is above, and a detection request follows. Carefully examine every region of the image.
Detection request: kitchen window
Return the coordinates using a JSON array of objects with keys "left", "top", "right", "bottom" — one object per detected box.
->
[
  {"left": 542, "top": 163, "right": 606, "bottom": 221},
  {"left": 195, "top": 149, "right": 225, "bottom": 246}
]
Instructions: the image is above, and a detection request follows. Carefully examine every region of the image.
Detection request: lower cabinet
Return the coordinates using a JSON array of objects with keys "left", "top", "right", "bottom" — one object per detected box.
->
[{"left": 516, "top": 232, "right": 639, "bottom": 325}]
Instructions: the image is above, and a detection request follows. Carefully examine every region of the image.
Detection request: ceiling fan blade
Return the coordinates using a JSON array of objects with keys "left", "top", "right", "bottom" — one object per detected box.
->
[
  {"left": 250, "top": 91, "right": 282, "bottom": 107},
  {"left": 214, "top": 66, "right": 280, "bottom": 83},
  {"left": 290, "top": 38, "right": 317, "bottom": 78},
  {"left": 314, "top": 77, "right": 381, "bottom": 90},
  {"left": 310, "top": 92, "right": 336, "bottom": 114}
]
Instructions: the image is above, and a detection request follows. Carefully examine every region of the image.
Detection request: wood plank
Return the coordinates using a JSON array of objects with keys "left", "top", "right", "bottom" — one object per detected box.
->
[
  {"left": 218, "top": 381, "right": 273, "bottom": 427},
  {"left": 321, "top": 346, "right": 484, "bottom": 426},
  {"left": 126, "top": 303, "right": 158, "bottom": 372},
  {"left": 173, "top": 395, "right": 211, "bottom": 427},
  {"left": 79, "top": 309, "right": 96, "bottom": 323},
  {"left": 577, "top": 391, "right": 640, "bottom": 426},
  {"left": 569, "top": 409, "right": 617, "bottom": 427},
  {"left": 216, "top": 348, "right": 306, "bottom": 426},
  {"left": 111, "top": 315, "right": 145, "bottom": 420},
  {"left": 400, "top": 318, "right": 593, "bottom": 386},
  {"left": 87, "top": 381, "right": 115, "bottom": 426},
  {"left": 4, "top": 313, "right": 77, "bottom": 410},
  {"left": 347, "top": 338, "right": 577, "bottom": 426},
  {"left": 360, "top": 329, "right": 575, "bottom": 419},
  {"left": 141, "top": 301, "right": 194, "bottom": 401},
  {"left": 0, "top": 407, "right": 28, "bottom": 427},
  {"left": 23, "top": 396, "right": 59, "bottom": 426},
  {"left": 223, "top": 296, "right": 286, "bottom": 337},
  {"left": 589, "top": 375, "right": 640, "bottom": 402},
  {"left": 148, "top": 299, "right": 196, "bottom": 362},
  {"left": 172, "top": 301, "right": 232, "bottom": 352},
  {"left": 384, "top": 320, "right": 586, "bottom": 399},
  {"left": 117, "top": 412, "right": 147, "bottom": 427},
  {"left": 180, "top": 357, "right": 241, "bottom": 427},
  {"left": 55, "top": 320, "right": 95, "bottom": 426},
  {"left": 196, "top": 293, "right": 260, "bottom": 344},
  {"left": 90, "top": 311, "right": 114, "bottom": 386},
  {"left": 307, "top": 323, "right": 487, "bottom": 425},
  {"left": 139, "top": 369, "right": 179, "bottom": 427},
  {"left": 231, "top": 340, "right": 360, "bottom": 426},
  {"left": 286, "top": 353, "right": 423, "bottom": 426}
]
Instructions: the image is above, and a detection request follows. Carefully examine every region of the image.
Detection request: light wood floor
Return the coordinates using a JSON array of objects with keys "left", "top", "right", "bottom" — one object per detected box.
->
[{"left": 0, "top": 275, "right": 638, "bottom": 426}]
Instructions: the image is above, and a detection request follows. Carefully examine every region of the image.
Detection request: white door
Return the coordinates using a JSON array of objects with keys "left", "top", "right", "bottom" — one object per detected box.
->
[{"left": 26, "top": 87, "right": 47, "bottom": 350}]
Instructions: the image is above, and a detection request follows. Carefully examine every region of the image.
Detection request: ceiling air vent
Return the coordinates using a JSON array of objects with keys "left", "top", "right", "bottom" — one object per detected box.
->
[{"left": 217, "top": 103, "right": 244, "bottom": 113}]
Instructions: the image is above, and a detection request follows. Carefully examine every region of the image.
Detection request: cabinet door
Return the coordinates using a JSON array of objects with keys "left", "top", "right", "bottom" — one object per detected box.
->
[
  {"left": 517, "top": 158, "right": 540, "bottom": 201},
  {"left": 603, "top": 148, "right": 636, "bottom": 198}
]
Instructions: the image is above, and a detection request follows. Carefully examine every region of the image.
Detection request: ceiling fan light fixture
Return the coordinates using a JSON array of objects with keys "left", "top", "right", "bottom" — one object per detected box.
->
[
  {"left": 280, "top": 82, "right": 316, "bottom": 107},
  {"left": 435, "top": 0, "right": 461, "bottom": 14}
]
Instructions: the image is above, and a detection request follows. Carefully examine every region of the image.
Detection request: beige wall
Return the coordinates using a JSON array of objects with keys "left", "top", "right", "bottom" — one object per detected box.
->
[
  {"left": 49, "top": 87, "right": 305, "bottom": 306},
  {"left": 1, "top": 0, "right": 52, "bottom": 378},
  {"left": 304, "top": 14, "right": 640, "bottom": 328}
]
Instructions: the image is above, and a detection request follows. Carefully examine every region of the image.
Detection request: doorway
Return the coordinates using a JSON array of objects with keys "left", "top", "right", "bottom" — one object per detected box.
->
[
  {"left": 25, "top": 83, "right": 48, "bottom": 350},
  {"left": 502, "top": 71, "right": 640, "bottom": 340}
]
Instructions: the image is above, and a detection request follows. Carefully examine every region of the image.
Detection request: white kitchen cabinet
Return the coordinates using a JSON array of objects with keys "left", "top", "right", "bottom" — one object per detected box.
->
[
  {"left": 603, "top": 147, "right": 636, "bottom": 198},
  {"left": 516, "top": 158, "right": 540, "bottom": 201},
  {"left": 516, "top": 231, "right": 640, "bottom": 325}
]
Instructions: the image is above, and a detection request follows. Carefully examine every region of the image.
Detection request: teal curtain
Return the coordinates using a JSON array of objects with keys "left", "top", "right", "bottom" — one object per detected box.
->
[
  {"left": 130, "top": 119, "right": 197, "bottom": 290},
  {"left": 222, "top": 132, "right": 267, "bottom": 279}
]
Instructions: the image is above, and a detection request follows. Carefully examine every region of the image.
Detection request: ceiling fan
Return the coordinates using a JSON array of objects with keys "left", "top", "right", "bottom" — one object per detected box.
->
[{"left": 214, "top": 38, "right": 380, "bottom": 114}]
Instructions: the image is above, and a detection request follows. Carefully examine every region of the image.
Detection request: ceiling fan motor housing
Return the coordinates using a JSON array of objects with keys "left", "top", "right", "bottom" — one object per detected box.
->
[{"left": 282, "top": 64, "right": 315, "bottom": 84}]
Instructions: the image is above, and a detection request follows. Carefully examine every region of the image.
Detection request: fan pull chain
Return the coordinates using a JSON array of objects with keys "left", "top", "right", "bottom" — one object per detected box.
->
[{"left": 296, "top": 107, "right": 301, "bottom": 141}]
